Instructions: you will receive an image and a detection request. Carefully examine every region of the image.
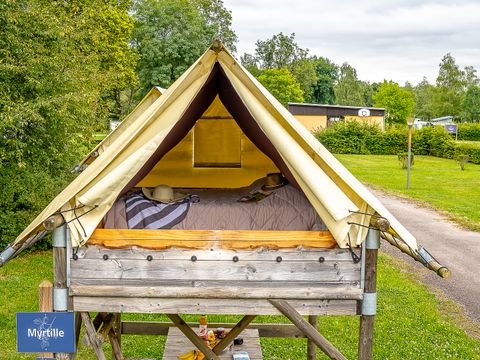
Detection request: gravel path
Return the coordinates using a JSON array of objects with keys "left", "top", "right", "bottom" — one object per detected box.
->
[{"left": 370, "top": 188, "right": 480, "bottom": 323}]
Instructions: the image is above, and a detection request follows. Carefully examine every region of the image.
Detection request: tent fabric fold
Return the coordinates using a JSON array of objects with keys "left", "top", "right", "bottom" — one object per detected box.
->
[{"left": 10, "top": 43, "right": 420, "bottom": 254}]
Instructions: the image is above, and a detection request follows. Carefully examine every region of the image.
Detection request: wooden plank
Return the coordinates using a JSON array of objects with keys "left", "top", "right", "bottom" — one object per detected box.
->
[
  {"left": 70, "top": 258, "right": 360, "bottom": 283},
  {"left": 88, "top": 229, "right": 336, "bottom": 249},
  {"left": 307, "top": 315, "right": 317, "bottom": 360},
  {"left": 72, "top": 279, "right": 359, "bottom": 287},
  {"left": 358, "top": 245, "right": 379, "bottom": 360},
  {"left": 163, "top": 328, "right": 262, "bottom": 360},
  {"left": 70, "top": 284, "right": 362, "bottom": 300},
  {"left": 73, "top": 297, "right": 358, "bottom": 316},
  {"left": 121, "top": 321, "right": 304, "bottom": 338},
  {"left": 213, "top": 315, "right": 256, "bottom": 354},
  {"left": 75, "top": 246, "right": 351, "bottom": 262},
  {"left": 81, "top": 312, "right": 106, "bottom": 360},
  {"left": 269, "top": 299, "right": 347, "bottom": 360},
  {"left": 166, "top": 314, "right": 220, "bottom": 360},
  {"left": 38, "top": 280, "right": 54, "bottom": 359}
]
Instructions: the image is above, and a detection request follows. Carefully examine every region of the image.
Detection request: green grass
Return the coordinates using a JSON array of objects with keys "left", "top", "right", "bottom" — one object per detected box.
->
[
  {"left": 1, "top": 251, "right": 479, "bottom": 359},
  {"left": 335, "top": 155, "right": 480, "bottom": 231}
]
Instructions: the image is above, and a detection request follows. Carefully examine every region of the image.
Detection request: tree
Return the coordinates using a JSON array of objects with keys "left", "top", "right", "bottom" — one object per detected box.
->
[
  {"left": 462, "top": 85, "right": 480, "bottom": 122},
  {"left": 334, "top": 63, "right": 365, "bottom": 106},
  {"left": 373, "top": 81, "right": 415, "bottom": 125},
  {"left": 414, "top": 77, "right": 436, "bottom": 120},
  {"left": 243, "top": 33, "right": 317, "bottom": 102},
  {"left": 464, "top": 65, "right": 479, "bottom": 89},
  {"left": 0, "top": 0, "right": 137, "bottom": 247},
  {"left": 257, "top": 68, "right": 304, "bottom": 106},
  {"left": 310, "top": 56, "right": 338, "bottom": 104},
  {"left": 433, "top": 53, "right": 466, "bottom": 117},
  {"left": 132, "top": 0, "right": 237, "bottom": 96}
]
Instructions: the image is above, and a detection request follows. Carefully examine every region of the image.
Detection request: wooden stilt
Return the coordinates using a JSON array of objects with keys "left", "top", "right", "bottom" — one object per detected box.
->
[
  {"left": 166, "top": 314, "right": 220, "bottom": 360},
  {"left": 109, "top": 313, "right": 123, "bottom": 360},
  {"left": 358, "top": 229, "right": 379, "bottom": 360},
  {"left": 213, "top": 315, "right": 256, "bottom": 354},
  {"left": 269, "top": 299, "right": 347, "bottom": 360},
  {"left": 307, "top": 315, "right": 317, "bottom": 360},
  {"left": 81, "top": 312, "right": 107, "bottom": 360},
  {"left": 53, "top": 225, "right": 69, "bottom": 360},
  {"left": 39, "top": 280, "right": 54, "bottom": 359}
]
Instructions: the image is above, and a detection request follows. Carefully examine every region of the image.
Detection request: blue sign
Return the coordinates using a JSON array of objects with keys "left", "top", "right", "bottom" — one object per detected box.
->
[
  {"left": 445, "top": 124, "right": 457, "bottom": 134},
  {"left": 16, "top": 312, "right": 75, "bottom": 353}
]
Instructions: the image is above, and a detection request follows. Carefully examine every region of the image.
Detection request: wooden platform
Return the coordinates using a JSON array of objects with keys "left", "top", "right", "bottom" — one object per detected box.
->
[{"left": 162, "top": 328, "right": 263, "bottom": 360}]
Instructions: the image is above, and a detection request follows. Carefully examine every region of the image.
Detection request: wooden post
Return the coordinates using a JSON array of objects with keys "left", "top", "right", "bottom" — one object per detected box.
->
[
  {"left": 39, "top": 280, "right": 54, "bottom": 359},
  {"left": 81, "top": 312, "right": 107, "bottom": 360},
  {"left": 53, "top": 225, "right": 69, "bottom": 360},
  {"left": 109, "top": 313, "right": 122, "bottom": 360},
  {"left": 269, "top": 299, "right": 347, "bottom": 360},
  {"left": 166, "top": 314, "right": 220, "bottom": 360},
  {"left": 307, "top": 316, "right": 317, "bottom": 360},
  {"left": 213, "top": 315, "right": 256, "bottom": 354},
  {"left": 358, "top": 229, "right": 380, "bottom": 360}
]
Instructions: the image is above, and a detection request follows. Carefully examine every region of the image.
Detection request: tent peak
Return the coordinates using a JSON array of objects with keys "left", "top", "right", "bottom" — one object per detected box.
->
[{"left": 211, "top": 38, "right": 224, "bottom": 54}]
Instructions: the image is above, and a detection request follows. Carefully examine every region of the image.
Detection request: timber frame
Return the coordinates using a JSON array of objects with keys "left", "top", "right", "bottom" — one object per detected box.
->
[{"left": 50, "top": 225, "right": 380, "bottom": 360}]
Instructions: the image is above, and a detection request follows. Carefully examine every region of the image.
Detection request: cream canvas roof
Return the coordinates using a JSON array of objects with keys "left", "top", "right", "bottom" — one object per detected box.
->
[{"left": 11, "top": 42, "right": 422, "bottom": 257}]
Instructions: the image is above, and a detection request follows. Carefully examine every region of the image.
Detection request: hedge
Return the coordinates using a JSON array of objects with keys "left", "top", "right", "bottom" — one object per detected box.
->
[
  {"left": 458, "top": 123, "right": 480, "bottom": 141},
  {"left": 314, "top": 121, "right": 480, "bottom": 164}
]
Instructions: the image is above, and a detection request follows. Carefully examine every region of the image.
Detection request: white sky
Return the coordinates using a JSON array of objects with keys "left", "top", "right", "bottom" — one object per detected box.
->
[{"left": 223, "top": 0, "right": 480, "bottom": 85}]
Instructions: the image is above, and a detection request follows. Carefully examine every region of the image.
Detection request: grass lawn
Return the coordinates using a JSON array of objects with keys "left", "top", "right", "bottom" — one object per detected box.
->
[
  {"left": 1, "top": 251, "right": 480, "bottom": 359},
  {"left": 335, "top": 155, "right": 480, "bottom": 231}
]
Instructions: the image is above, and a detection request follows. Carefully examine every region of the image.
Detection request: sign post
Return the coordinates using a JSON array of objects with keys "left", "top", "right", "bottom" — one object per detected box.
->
[{"left": 16, "top": 312, "right": 75, "bottom": 355}]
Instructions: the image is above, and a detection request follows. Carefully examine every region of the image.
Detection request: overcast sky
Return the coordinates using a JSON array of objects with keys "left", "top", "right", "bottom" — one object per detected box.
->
[{"left": 223, "top": 0, "right": 480, "bottom": 85}]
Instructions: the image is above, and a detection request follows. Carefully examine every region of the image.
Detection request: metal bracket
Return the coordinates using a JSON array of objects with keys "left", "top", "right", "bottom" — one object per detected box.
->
[
  {"left": 361, "top": 292, "right": 377, "bottom": 315},
  {"left": 54, "top": 288, "right": 68, "bottom": 311},
  {"left": 52, "top": 225, "right": 67, "bottom": 248},
  {"left": 417, "top": 247, "right": 434, "bottom": 264},
  {"left": 0, "top": 245, "right": 15, "bottom": 267},
  {"left": 365, "top": 229, "right": 380, "bottom": 250}
]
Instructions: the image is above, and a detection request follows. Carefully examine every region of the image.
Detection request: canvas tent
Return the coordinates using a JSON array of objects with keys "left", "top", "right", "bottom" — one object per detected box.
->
[{"left": 0, "top": 41, "right": 447, "bottom": 277}]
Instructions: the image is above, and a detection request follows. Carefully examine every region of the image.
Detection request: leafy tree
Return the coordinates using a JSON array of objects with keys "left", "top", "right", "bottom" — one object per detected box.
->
[
  {"left": 310, "top": 56, "right": 338, "bottom": 104},
  {"left": 463, "top": 65, "right": 479, "bottom": 89},
  {"left": 243, "top": 33, "right": 317, "bottom": 102},
  {"left": 257, "top": 68, "right": 304, "bottom": 106},
  {"left": 132, "top": 0, "right": 237, "bottom": 96},
  {"left": 462, "top": 85, "right": 480, "bottom": 122},
  {"left": 0, "top": 0, "right": 136, "bottom": 247},
  {"left": 373, "top": 81, "right": 415, "bottom": 125},
  {"left": 362, "top": 81, "right": 380, "bottom": 107},
  {"left": 334, "top": 63, "right": 365, "bottom": 106},
  {"left": 414, "top": 77, "right": 436, "bottom": 121},
  {"left": 433, "top": 53, "right": 466, "bottom": 117}
]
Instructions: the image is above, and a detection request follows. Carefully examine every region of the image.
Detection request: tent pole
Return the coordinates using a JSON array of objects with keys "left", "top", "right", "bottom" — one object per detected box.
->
[
  {"left": 53, "top": 225, "right": 69, "bottom": 359},
  {"left": 358, "top": 229, "right": 379, "bottom": 360}
]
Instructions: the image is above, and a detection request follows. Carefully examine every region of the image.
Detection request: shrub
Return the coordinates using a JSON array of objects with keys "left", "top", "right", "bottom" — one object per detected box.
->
[
  {"left": 412, "top": 126, "right": 456, "bottom": 158},
  {"left": 314, "top": 121, "right": 382, "bottom": 154},
  {"left": 456, "top": 154, "right": 470, "bottom": 170},
  {"left": 458, "top": 123, "right": 480, "bottom": 141},
  {"left": 398, "top": 152, "right": 414, "bottom": 169},
  {"left": 455, "top": 142, "right": 480, "bottom": 164}
]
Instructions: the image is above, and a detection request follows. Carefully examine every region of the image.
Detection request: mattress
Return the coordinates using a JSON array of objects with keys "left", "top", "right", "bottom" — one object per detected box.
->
[{"left": 104, "top": 184, "right": 327, "bottom": 232}]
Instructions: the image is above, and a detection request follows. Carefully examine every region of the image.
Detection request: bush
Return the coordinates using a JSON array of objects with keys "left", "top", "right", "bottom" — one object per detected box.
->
[
  {"left": 398, "top": 152, "right": 414, "bottom": 169},
  {"left": 458, "top": 123, "right": 480, "bottom": 141},
  {"left": 455, "top": 142, "right": 480, "bottom": 164},
  {"left": 412, "top": 126, "right": 456, "bottom": 158}
]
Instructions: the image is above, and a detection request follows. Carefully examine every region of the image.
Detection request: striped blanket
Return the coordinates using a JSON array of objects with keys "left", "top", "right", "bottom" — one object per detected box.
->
[{"left": 125, "top": 192, "right": 199, "bottom": 229}]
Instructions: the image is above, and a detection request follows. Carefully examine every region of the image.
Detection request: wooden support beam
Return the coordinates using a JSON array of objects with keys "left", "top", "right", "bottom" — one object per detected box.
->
[
  {"left": 166, "top": 314, "right": 220, "bottom": 360},
  {"left": 81, "top": 312, "right": 107, "bottom": 360},
  {"left": 121, "top": 321, "right": 305, "bottom": 338},
  {"left": 43, "top": 214, "right": 64, "bottom": 231},
  {"left": 97, "top": 313, "right": 115, "bottom": 344},
  {"left": 38, "top": 280, "right": 54, "bottom": 359},
  {"left": 213, "top": 315, "right": 256, "bottom": 354},
  {"left": 75, "top": 312, "right": 82, "bottom": 350},
  {"left": 110, "top": 313, "right": 122, "bottom": 360},
  {"left": 358, "top": 230, "right": 379, "bottom": 360},
  {"left": 269, "top": 299, "right": 347, "bottom": 360},
  {"left": 307, "top": 316, "right": 317, "bottom": 360}
]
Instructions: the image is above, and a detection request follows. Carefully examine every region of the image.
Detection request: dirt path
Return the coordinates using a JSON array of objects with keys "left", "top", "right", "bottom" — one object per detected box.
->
[{"left": 370, "top": 188, "right": 480, "bottom": 323}]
